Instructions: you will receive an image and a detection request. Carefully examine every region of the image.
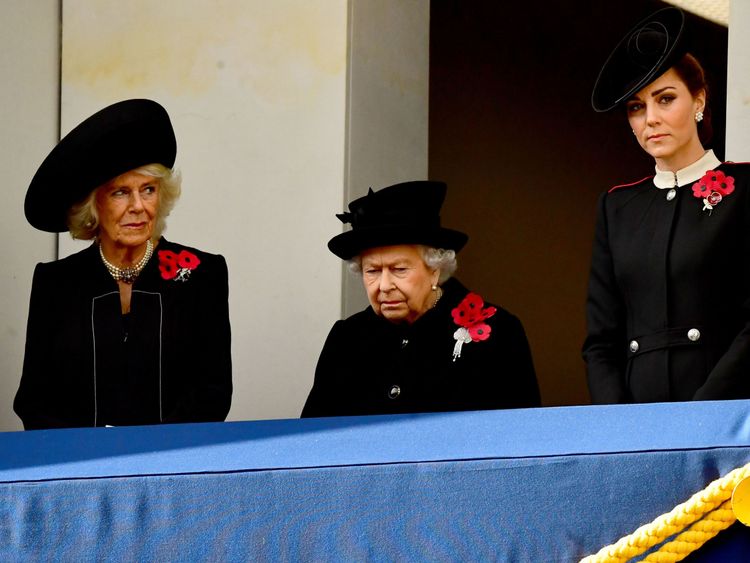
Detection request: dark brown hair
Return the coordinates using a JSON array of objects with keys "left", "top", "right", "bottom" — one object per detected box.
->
[{"left": 673, "top": 53, "right": 712, "bottom": 145}]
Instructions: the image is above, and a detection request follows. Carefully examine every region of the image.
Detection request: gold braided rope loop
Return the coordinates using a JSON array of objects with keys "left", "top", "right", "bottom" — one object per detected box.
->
[
  {"left": 642, "top": 500, "right": 735, "bottom": 562},
  {"left": 580, "top": 463, "right": 750, "bottom": 563}
]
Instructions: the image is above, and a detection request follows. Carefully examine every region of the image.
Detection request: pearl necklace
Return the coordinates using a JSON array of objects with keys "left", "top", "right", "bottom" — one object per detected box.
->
[{"left": 99, "top": 239, "right": 154, "bottom": 284}]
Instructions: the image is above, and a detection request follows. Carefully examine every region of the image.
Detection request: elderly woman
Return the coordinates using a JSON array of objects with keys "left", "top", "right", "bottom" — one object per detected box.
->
[
  {"left": 584, "top": 8, "right": 750, "bottom": 403},
  {"left": 14, "top": 99, "right": 232, "bottom": 429},
  {"left": 301, "top": 180, "right": 540, "bottom": 417}
]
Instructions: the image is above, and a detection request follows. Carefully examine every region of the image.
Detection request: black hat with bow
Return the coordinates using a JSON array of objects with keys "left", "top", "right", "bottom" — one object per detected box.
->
[
  {"left": 591, "top": 7, "right": 686, "bottom": 112},
  {"left": 25, "top": 98, "right": 177, "bottom": 233},
  {"left": 327, "top": 181, "right": 468, "bottom": 260}
]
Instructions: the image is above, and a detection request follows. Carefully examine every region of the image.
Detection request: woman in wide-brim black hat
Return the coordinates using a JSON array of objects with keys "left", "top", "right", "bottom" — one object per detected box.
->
[
  {"left": 15, "top": 99, "right": 232, "bottom": 429},
  {"left": 584, "top": 7, "right": 750, "bottom": 404},
  {"left": 301, "top": 180, "right": 540, "bottom": 418}
]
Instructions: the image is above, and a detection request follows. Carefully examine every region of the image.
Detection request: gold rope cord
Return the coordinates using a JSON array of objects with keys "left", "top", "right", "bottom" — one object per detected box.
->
[{"left": 580, "top": 463, "right": 750, "bottom": 563}]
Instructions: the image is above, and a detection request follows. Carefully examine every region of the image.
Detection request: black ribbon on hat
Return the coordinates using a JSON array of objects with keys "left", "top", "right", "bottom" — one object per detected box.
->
[
  {"left": 336, "top": 187, "right": 440, "bottom": 230},
  {"left": 336, "top": 189, "right": 375, "bottom": 226},
  {"left": 336, "top": 211, "right": 355, "bottom": 225}
]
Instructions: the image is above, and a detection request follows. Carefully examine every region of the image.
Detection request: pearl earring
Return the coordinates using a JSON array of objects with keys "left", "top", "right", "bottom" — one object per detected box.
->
[
  {"left": 695, "top": 110, "right": 704, "bottom": 123},
  {"left": 431, "top": 285, "right": 443, "bottom": 309}
]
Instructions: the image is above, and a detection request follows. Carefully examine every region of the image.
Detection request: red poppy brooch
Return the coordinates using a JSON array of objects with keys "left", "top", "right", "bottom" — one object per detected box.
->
[
  {"left": 691, "top": 170, "right": 735, "bottom": 215},
  {"left": 451, "top": 292, "right": 496, "bottom": 361},
  {"left": 158, "top": 249, "right": 201, "bottom": 282}
]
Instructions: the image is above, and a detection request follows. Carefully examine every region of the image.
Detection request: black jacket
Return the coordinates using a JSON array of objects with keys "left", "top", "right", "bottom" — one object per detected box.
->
[
  {"left": 302, "top": 278, "right": 540, "bottom": 417},
  {"left": 14, "top": 237, "right": 232, "bottom": 429},
  {"left": 584, "top": 160, "right": 750, "bottom": 403}
]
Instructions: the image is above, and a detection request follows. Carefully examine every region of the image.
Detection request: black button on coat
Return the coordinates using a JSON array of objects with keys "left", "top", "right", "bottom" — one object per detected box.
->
[
  {"left": 302, "top": 278, "right": 540, "bottom": 417},
  {"left": 584, "top": 163, "right": 750, "bottom": 403}
]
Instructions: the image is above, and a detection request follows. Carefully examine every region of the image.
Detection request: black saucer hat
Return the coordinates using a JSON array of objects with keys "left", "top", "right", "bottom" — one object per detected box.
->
[
  {"left": 25, "top": 98, "right": 177, "bottom": 232},
  {"left": 328, "top": 181, "right": 468, "bottom": 260},
  {"left": 591, "top": 7, "right": 686, "bottom": 112}
]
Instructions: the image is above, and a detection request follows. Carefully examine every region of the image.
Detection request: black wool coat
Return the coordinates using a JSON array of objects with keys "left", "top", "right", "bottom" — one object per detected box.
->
[
  {"left": 14, "top": 237, "right": 232, "bottom": 429},
  {"left": 301, "top": 278, "right": 540, "bottom": 417},
  {"left": 583, "top": 160, "right": 750, "bottom": 403}
]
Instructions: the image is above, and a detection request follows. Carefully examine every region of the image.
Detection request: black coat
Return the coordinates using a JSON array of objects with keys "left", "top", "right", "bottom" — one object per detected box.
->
[
  {"left": 301, "top": 278, "right": 540, "bottom": 417},
  {"left": 14, "top": 238, "right": 232, "bottom": 429},
  {"left": 584, "top": 159, "right": 750, "bottom": 403}
]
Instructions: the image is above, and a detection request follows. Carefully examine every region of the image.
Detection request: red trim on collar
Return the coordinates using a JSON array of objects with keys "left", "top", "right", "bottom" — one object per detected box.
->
[
  {"left": 607, "top": 175, "right": 654, "bottom": 193},
  {"left": 724, "top": 161, "right": 750, "bottom": 165}
]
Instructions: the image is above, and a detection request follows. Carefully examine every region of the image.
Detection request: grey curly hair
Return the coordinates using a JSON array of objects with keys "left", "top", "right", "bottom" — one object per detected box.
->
[
  {"left": 348, "top": 245, "right": 458, "bottom": 284},
  {"left": 66, "top": 163, "right": 181, "bottom": 240}
]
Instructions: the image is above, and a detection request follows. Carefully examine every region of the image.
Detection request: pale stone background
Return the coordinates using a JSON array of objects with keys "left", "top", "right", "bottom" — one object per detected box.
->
[{"left": 0, "top": 0, "right": 429, "bottom": 430}]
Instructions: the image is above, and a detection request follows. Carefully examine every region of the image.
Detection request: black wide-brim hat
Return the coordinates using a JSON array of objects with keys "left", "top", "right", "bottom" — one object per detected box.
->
[
  {"left": 328, "top": 180, "right": 468, "bottom": 260},
  {"left": 25, "top": 98, "right": 177, "bottom": 232},
  {"left": 591, "top": 7, "right": 686, "bottom": 112}
]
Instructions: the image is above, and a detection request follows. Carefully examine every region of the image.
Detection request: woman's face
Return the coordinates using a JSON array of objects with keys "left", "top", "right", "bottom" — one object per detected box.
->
[
  {"left": 96, "top": 169, "right": 160, "bottom": 249},
  {"left": 361, "top": 244, "right": 440, "bottom": 324},
  {"left": 626, "top": 67, "right": 705, "bottom": 170}
]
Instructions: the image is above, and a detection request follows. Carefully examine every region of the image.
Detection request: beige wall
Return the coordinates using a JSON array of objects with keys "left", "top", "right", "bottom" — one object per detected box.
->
[
  {"left": 0, "top": 0, "right": 429, "bottom": 430},
  {"left": 0, "top": 0, "right": 59, "bottom": 431},
  {"left": 727, "top": 0, "right": 750, "bottom": 158},
  {"left": 343, "top": 0, "right": 430, "bottom": 315},
  {"left": 58, "top": 0, "right": 348, "bottom": 422}
]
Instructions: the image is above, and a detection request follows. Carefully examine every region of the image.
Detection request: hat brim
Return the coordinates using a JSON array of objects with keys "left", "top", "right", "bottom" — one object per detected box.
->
[
  {"left": 24, "top": 99, "right": 177, "bottom": 232},
  {"left": 591, "top": 7, "right": 685, "bottom": 112},
  {"left": 328, "top": 225, "right": 468, "bottom": 260}
]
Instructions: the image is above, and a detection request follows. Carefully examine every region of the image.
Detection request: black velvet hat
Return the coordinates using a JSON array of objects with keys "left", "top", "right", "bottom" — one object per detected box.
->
[
  {"left": 328, "top": 181, "right": 468, "bottom": 260},
  {"left": 25, "top": 99, "right": 177, "bottom": 232},
  {"left": 591, "top": 7, "right": 686, "bottom": 112}
]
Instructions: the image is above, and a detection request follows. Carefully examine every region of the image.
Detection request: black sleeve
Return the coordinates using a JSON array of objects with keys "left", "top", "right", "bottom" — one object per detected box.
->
[
  {"left": 301, "top": 320, "right": 345, "bottom": 418},
  {"left": 14, "top": 263, "right": 72, "bottom": 429},
  {"left": 163, "top": 254, "right": 233, "bottom": 423},
  {"left": 694, "top": 179, "right": 750, "bottom": 400},
  {"left": 471, "top": 311, "right": 540, "bottom": 410},
  {"left": 582, "top": 192, "right": 629, "bottom": 403},
  {"left": 503, "top": 313, "right": 541, "bottom": 408}
]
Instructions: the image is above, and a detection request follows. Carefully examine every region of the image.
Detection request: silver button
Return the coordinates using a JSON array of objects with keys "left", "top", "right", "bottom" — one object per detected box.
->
[
  {"left": 687, "top": 328, "right": 701, "bottom": 342},
  {"left": 401, "top": 338, "right": 408, "bottom": 349},
  {"left": 388, "top": 385, "right": 401, "bottom": 399},
  {"left": 666, "top": 189, "right": 676, "bottom": 201},
  {"left": 629, "top": 340, "right": 639, "bottom": 353}
]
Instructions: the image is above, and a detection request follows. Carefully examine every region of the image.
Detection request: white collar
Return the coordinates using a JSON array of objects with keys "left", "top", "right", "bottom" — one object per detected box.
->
[{"left": 653, "top": 150, "right": 721, "bottom": 189}]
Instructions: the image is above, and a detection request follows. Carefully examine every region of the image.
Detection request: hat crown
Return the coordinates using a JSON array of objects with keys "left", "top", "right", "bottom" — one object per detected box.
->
[
  {"left": 340, "top": 181, "right": 445, "bottom": 230},
  {"left": 628, "top": 22, "right": 670, "bottom": 69},
  {"left": 591, "top": 7, "right": 685, "bottom": 112},
  {"left": 327, "top": 180, "right": 467, "bottom": 260},
  {"left": 25, "top": 98, "right": 176, "bottom": 232}
]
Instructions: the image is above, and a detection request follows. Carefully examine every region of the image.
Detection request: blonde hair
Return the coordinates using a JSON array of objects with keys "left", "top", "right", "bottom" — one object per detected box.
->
[{"left": 67, "top": 163, "right": 181, "bottom": 240}]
